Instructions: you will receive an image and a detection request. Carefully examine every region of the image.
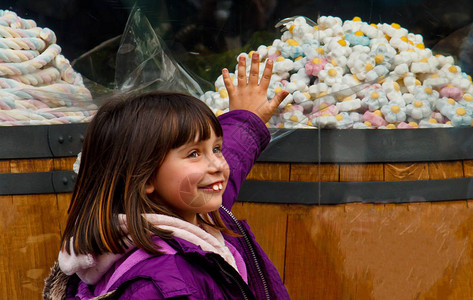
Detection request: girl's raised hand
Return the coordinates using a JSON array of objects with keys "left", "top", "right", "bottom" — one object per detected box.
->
[{"left": 222, "top": 52, "right": 289, "bottom": 123}]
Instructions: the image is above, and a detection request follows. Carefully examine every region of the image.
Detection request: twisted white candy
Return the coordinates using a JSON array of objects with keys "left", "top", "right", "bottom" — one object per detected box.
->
[
  {"left": 0, "top": 44, "right": 60, "bottom": 76},
  {"left": 10, "top": 67, "right": 61, "bottom": 85},
  {"left": 0, "top": 10, "right": 36, "bottom": 29},
  {"left": 0, "top": 9, "right": 94, "bottom": 126},
  {"left": 0, "top": 48, "right": 38, "bottom": 63}
]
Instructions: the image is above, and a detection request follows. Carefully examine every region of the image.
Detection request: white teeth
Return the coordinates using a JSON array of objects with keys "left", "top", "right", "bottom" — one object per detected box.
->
[{"left": 210, "top": 183, "right": 223, "bottom": 191}]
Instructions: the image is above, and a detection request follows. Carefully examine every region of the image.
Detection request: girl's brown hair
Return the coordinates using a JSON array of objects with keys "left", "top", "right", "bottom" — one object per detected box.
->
[{"left": 61, "top": 91, "right": 233, "bottom": 255}]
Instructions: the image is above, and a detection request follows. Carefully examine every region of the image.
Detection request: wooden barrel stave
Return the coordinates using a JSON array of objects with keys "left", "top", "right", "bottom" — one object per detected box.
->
[
  {"left": 0, "top": 158, "right": 74, "bottom": 299},
  {"left": 2, "top": 128, "right": 473, "bottom": 299},
  {"left": 231, "top": 161, "right": 473, "bottom": 299}
]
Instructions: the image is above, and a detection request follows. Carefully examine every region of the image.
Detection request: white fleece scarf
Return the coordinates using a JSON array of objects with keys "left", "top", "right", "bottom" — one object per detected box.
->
[{"left": 58, "top": 214, "right": 238, "bottom": 285}]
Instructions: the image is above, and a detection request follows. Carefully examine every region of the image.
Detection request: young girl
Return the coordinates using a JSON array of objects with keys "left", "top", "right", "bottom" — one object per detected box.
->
[{"left": 44, "top": 53, "right": 290, "bottom": 299}]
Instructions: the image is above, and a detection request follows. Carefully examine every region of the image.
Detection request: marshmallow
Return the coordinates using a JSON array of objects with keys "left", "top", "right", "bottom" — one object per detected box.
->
[
  {"left": 449, "top": 107, "right": 473, "bottom": 127},
  {"left": 280, "top": 39, "right": 305, "bottom": 59},
  {"left": 459, "top": 93, "right": 473, "bottom": 110},
  {"left": 0, "top": 9, "right": 94, "bottom": 126},
  {"left": 292, "top": 55, "right": 307, "bottom": 71},
  {"left": 278, "top": 92, "right": 294, "bottom": 109},
  {"left": 353, "top": 121, "right": 375, "bottom": 129},
  {"left": 424, "top": 73, "right": 449, "bottom": 88},
  {"left": 336, "top": 97, "right": 361, "bottom": 112},
  {"left": 370, "top": 43, "right": 396, "bottom": 69},
  {"left": 397, "top": 121, "right": 418, "bottom": 129},
  {"left": 451, "top": 75, "right": 472, "bottom": 91},
  {"left": 436, "top": 97, "right": 461, "bottom": 119},
  {"left": 419, "top": 118, "right": 453, "bottom": 128},
  {"left": 305, "top": 57, "right": 327, "bottom": 76},
  {"left": 439, "top": 85, "right": 463, "bottom": 101},
  {"left": 308, "top": 82, "right": 331, "bottom": 98},
  {"left": 312, "top": 102, "right": 338, "bottom": 116},
  {"left": 381, "top": 103, "right": 407, "bottom": 123},
  {"left": 204, "top": 15, "right": 473, "bottom": 129},
  {"left": 414, "top": 85, "right": 439, "bottom": 109},
  {"left": 211, "top": 88, "right": 230, "bottom": 110},
  {"left": 406, "top": 100, "right": 432, "bottom": 120},
  {"left": 361, "top": 88, "right": 389, "bottom": 111},
  {"left": 311, "top": 114, "right": 338, "bottom": 128},
  {"left": 441, "top": 64, "right": 463, "bottom": 82},
  {"left": 293, "top": 90, "right": 311, "bottom": 104},
  {"left": 281, "top": 104, "right": 309, "bottom": 127},
  {"left": 342, "top": 16, "right": 363, "bottom": 33},
  {"left": 347, "top": 51, "right": 375, "bottom": 81},
  {"left": 273, "top": 56, "right": 294, "bottom": 76},
  {"left": 382, "top": 79, "right": 405, "bottom": 105},
  {"left": 362, "top": 23, "right": 383, "bottom": 39},
  {"left": 362, "top": 110, "right": 388, "bottom": 127},
  {"left": 318, "top": 63, "right": 344, "bottom": 86},
  {"left": 345, "top": 31, "right": 370, "bottom": 46},
  {"left": 325, "top": 38, "right": 352, "bottom": 58},
  {"left": 332, "top": 112, "right": 354, "bottom": 128}
]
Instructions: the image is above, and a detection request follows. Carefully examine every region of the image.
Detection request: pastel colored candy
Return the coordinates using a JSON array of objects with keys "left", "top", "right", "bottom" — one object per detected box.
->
[
  {"left": 362, "top": 110, "right": 388, "bottom": 127},
  {"left": 439, "top": 85, "right": 463, "bottom": 101},
  {"left": 312, "top": 103, "right": 338, "bottom": 116},
  {"left": 406, "top": 100, "right": 432, "bottom": 120},
  {"left": 336, "top": 97, "right": 361, "bottom": 112},
  {"left": 205, "top": 14, "right": 473, "bottom": 129},
  {"left": 345, "top": 31, "right": 370, "bottom": 46},
  {"left": 0, "top": 9, "right": 93, "bottom": 126},
  {"left": 381, "top": 103, "right": 406, "bottom": 123},
  {"left": 305, "top": 57, "right": 327, "bottom": 76},
  {"left": 450, "top": 108, "right": 472, "bottom": 127},
  {"left": 397, "top": 122, "right": 417, "bottom": 129}
]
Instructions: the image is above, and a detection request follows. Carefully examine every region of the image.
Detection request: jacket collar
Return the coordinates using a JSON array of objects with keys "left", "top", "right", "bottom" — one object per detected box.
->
[{"left": 58, "top": 214, "right": 239, "bottom": 285}]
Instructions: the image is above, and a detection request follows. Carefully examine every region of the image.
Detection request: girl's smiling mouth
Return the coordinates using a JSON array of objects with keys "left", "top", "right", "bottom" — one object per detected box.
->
[{"left": 198, "top": 181, "right": 224, "bottom": 192}]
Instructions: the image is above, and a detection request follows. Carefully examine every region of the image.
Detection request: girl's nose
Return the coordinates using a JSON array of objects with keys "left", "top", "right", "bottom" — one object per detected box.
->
[{"left": 206, "top": 154, "right": 227, "bottom": 173}]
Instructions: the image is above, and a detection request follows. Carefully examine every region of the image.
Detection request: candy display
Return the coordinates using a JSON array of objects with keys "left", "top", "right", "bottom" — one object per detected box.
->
[
  {"left": 201, "top": 16, "right": 473, "bottom": 129},
  {"left": 0, "top": 10, "right": 94, "bottom": 126}
]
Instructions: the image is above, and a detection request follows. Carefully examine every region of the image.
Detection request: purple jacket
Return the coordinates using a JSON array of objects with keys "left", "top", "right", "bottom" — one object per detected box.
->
[{"left": 43, "top": 110, "right": 290, "bottom": 300}]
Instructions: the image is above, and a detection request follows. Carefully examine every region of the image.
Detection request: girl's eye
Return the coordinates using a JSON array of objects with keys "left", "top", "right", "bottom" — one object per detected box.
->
[
  {"left": 213, "top": 146, "right": 222, "bottom": 154},
  {"left": 187, "top": 151, "right": 199, "bottom": 158}
]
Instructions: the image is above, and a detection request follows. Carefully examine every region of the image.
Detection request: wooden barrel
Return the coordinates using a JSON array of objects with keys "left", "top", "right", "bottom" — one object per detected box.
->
[
  {"left": 232, "top": 128, "right": 473, "bottom": 299},
  {"left": 2, "top": 125, "right": 473, "bottom": 299},
  {"left": 0, "top": 124, "right": 85, "bottom": 299}
]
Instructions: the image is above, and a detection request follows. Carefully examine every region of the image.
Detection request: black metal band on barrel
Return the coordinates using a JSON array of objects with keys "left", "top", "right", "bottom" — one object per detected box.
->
[
  {"left": 0, "top": 171, "right": 76, "bottom": 195},
  {"left": 0, "top": 171, "right": 470, "bottom": 204},
  {"left": 264, "top": 127, "right": 473, "bottom": 163},
  {"left": 1, "top": 123, "right": 86, "bottom": 159},
  {"left": 237, "top": 178, "right": 473, "bottom": 204},
  {"left": 2, "top": 125, "right": 473, "bottom": 202},
  {"left": 2, "top": 124, "right": 473, "bottom": 162}
]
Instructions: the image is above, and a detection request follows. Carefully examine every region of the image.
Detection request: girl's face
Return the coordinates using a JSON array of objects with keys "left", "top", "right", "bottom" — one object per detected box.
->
[{"left": 146, "top": 129, "right": 229, "bottom": 225}]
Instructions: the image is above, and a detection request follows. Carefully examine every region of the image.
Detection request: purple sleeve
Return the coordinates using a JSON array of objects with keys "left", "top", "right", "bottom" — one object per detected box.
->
[
  {"left": 218, "top": 110, "right": 270, "bottom": 210},
  {"left": 123, "top": 280, "right": 165, "bottom": 299}
]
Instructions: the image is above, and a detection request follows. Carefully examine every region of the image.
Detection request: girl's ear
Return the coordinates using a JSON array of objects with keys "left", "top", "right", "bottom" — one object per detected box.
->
[{"left": 145, "top": 182, "right": 155, "bottom": 194}]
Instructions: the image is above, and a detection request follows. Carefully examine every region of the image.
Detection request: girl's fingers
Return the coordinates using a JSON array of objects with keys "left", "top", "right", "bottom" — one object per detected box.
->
[
  {"left": 269, "top": 90, "right": 289, "bottom": 111},
  {"left": 259, "top": 59, "right": 273, "bottom": 91},
  {"left": 237, "top": 56, "right": 247, "bottom": 87},
  {"left": 222, "top": 68, "right": 235, "bottom": 94},
  {"left": 248, "top": 52, "right": 260, "bottom": 86}
]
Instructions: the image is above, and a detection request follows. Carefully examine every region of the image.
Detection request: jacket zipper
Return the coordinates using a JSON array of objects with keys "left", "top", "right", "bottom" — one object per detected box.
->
[{"left": 221, "top": 205, "right": 270, "bottom": 300}]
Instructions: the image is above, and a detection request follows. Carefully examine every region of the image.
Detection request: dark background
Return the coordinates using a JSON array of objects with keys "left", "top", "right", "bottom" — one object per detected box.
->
[{"left": 1, "top": 0, "right": 472, "bottom": 84}]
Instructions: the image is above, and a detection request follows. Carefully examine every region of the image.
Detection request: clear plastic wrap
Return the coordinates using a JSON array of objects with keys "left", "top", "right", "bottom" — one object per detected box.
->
[
  {"left": 73, "top": 6, "right": 213, "bottom": 103},
  {"left": 113, "top": 7, "right": 213, "bottom": 97}
]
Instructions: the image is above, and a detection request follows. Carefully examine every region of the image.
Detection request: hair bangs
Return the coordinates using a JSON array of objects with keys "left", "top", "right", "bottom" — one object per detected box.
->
[{"left": 169, "top": 99, "right": 223, "bottom": 149}]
